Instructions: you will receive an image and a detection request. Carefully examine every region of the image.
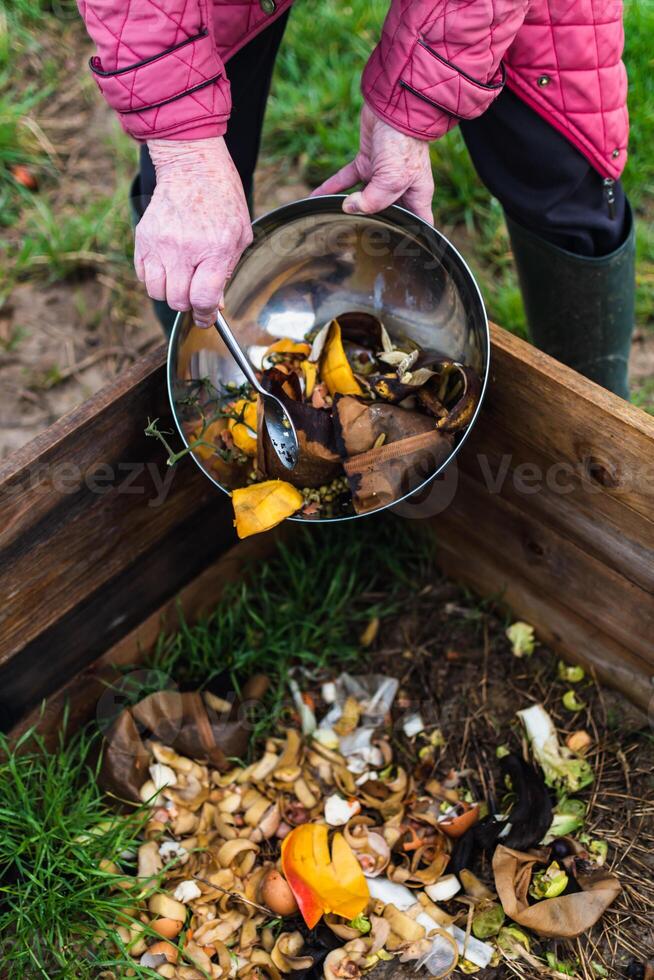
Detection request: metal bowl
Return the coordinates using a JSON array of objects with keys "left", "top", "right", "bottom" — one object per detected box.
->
[{"left": 167, "top": 195, "right": 490, "bottom": 521}]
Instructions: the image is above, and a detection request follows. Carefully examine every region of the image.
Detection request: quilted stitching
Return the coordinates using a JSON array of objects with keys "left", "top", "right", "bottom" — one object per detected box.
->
[
  {"left": 502, "top": 0, "right": 628, "bottom": 176},
  {"left": 361, "top": 0, "right": 628, "bottom": 178},
  {"left": 77, "top": 0, "right": 628, "bottom": 174}
]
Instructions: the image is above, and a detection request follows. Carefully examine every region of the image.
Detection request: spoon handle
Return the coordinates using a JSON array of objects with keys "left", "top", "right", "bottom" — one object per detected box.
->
[{"left": 214, "top": 310, "right": 261, "bottom": 391}]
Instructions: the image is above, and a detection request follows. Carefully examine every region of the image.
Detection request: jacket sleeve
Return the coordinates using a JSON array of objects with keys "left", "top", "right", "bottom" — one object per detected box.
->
[
  {"left": 76, "top": 0, "right": 231, "bottom": 141},
  {"left": 362, "top": 0, "right": 530, "bottom": 141}
]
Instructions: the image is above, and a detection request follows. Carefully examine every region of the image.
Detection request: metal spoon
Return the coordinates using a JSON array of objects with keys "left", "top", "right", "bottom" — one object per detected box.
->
[{"left": 213, "top": 310, "right": 299, "bottom": 470}]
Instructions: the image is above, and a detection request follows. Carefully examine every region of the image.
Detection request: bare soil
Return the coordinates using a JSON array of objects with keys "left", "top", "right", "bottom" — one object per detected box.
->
[{"left": 360, "top": 575, "right": 654, "bottom": 978}]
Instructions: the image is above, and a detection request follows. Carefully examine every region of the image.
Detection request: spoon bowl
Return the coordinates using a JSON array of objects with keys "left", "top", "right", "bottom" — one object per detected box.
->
[{"left": 213, "top": 309, "right": 299, "bottom": 470}]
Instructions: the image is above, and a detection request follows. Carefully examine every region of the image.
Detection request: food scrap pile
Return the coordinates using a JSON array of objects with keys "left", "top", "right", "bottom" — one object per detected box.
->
[
  {"left": 100, "top": 670, "right": 623, "bottom": 980},
  {"left": 185, "top": 313, "right": 481, "bottom": 537}
]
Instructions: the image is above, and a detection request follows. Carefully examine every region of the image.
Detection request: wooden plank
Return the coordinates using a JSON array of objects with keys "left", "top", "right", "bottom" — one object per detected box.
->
[
  {"left": 447, "top": 468, "right": 653, "bottom": 663},
  {"left": 485, "top": 324, "right": 654, "bottom": 524},
  {"left": 425, "top": 325, "right": 654, "bottom": 709},
  {"left": 2, "top": 322, "right": 652, "bottom": 734},
  {"left": 0, "top": 497, "right": 236, "bottom": 730},
  {"left": 1, "top": 346, "right": 168, "bottom": 544},
  {"left": 455, "top": 432, "right": 654, "bottom": 594},
  {"left": 0, "top": 344, "right": 241, "bottom": 728},
  {"left": 433, "top": 529, "right": 652, "bottom": 710},
  {"left": 7, "top": 530, "right": 288, "bottom": 747}
]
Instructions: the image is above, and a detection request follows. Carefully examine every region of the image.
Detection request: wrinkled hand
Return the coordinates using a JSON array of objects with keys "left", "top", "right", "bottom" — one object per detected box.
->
[
  {"left": 135, "top": 137, "right": 252, "bottom": 328},
  {"left": 311, "top": 103, "right": 434, "bottom": 223}
]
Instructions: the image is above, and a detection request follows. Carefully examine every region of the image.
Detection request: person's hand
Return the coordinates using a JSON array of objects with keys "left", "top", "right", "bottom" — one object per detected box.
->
[
  {"left": 135, "top": 137, "right": 252, "bottom": 328},
  {"left": 311, "top": 103, "right": 434, "bottom": 223}
]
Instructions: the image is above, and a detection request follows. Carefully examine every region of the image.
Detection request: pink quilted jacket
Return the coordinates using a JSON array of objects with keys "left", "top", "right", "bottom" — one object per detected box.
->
[{"left": 77, "top": 0, "right": 628, "bottom": 180}]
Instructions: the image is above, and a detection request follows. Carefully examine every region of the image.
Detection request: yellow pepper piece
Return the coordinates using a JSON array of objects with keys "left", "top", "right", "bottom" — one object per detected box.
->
[
  {"left": 191, "top": 419, "right": 223, "bottom": 462},
  {"left": 264, "top": 339, "right": 312, "bottom": 362},
  {"left": 232, "top": 480, "right": 304, "bottom": 539},
  {"left": 281, "top": 823, "right": 369, "bottom": 929},
  {"left": 320, "top": 319, "right": 363, "bottom": 397},
  {"left": 301, "top": 359, "right": 318, "bottom": 399},
  {"left": 227, "top": 397, "right": 258, "bottom": 456}
]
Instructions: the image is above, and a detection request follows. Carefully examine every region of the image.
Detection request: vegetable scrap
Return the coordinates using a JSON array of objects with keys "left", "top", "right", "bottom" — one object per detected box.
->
[
  {"left": 233, "top": 481, "right": 305, "bottom": 540},
  {"left": 505, "top": 622, "right": 536, "bottom": 659},
  {"left": 99, "top": 673, "right": 624, "bottom": 979},
  {"left": 178, "top": 313, "right": 481, "bottom": 534},
  {"left": 518, "top": 703, "right": 594, "bottom": 794}
]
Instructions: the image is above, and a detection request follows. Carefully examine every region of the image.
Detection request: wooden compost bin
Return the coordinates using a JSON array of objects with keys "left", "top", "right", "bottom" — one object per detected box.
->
[{"left": 1, "top": 324, "right": 653, "bottom": 742}]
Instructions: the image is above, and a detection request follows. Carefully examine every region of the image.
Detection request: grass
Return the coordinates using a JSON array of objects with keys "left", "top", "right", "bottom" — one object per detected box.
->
[
  {"left": 632, "top": 376, "right": 654, "bottom": 415},
  {"left": 0, "top": 2, "right": 57, "bottom": 228},
  {"left": 623, "top": 0, "right": 654, "bottom": 328},
  {"left": 12, "top": 192, "right": 134, "bottom": 281},
  {"left": 0, "top": 1, "right": 137, "bottom": 306},
  {"left": 0, "top": 720, "right": 157, "bottom": 980},
  {"left": 621, "top": 0, "right": 654, "bottom": 207},
  {"left": 148, "top": 517, "right": 433, "bottom": 744}
]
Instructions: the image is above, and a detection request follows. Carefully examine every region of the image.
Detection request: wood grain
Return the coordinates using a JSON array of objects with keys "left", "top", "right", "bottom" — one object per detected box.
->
[
  {"left": 423, "top": 325, "right": 654, "bottom": 709},
  {"left": 0, "top": 344, "right": 240, "bottom": 728},
  {"left": 7, "top": 531, "right": 286, "bottom": 747}
]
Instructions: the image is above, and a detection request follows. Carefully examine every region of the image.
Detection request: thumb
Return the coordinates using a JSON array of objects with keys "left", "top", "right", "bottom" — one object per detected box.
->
[{"left": 343, "top": 179, "right": 399, "bottom": 215}]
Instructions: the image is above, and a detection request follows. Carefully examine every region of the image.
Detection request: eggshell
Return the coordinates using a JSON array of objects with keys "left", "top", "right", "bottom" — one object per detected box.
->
[
  {"left": 148, "top": 893, "right": 188, "bottom": 921},
  {"left": 259, "top": 869, "right": 298, "bottom": 916},
  {"left": 152, "top": 918, "right": 184, "bottom": 940},
  {"left": 148, "top": 941, "right": 179, "bottom": 964},
  {"left": 439, "top": 803, "right": 480, "bottom": 839}
]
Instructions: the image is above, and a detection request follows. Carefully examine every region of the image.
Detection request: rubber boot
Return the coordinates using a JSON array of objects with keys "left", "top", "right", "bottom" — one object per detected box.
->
[{"left": 506, "top": 207, "right": 635, "bottom": 399}]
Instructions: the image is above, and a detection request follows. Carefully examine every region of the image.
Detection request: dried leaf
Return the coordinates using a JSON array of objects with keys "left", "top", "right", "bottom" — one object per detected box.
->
[{"left": 493, "top": 844, "right": 621, "bottom": 938}]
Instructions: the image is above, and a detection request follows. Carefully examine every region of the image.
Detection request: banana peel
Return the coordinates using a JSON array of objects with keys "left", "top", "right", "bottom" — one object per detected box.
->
[
  {"left": 434, "top": 364, "right": 481, "bottom": 433},
  {"left": 281, "top": 823, "right": 369, "bottom": 928},
  {"left": 264, "top": 339, "right": 312, "bottom": 364}
]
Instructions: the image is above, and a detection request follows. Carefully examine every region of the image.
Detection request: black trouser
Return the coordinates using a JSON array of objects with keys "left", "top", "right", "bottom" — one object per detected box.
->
[{"left": 460, "top": 87, "right": 629, "bottom": 257}]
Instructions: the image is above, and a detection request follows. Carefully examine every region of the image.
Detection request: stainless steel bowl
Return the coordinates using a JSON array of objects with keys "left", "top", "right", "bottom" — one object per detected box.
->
[{"left": 167, "top": 195, "right": 490, "bottom": 521}]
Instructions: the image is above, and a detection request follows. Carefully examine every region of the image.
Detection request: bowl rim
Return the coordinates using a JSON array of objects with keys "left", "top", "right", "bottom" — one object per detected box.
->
[{"left": 166, "top": 194, "right": 491, "bottom": 523}]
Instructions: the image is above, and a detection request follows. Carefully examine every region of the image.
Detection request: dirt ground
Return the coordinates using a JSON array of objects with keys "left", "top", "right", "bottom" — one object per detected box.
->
[
  {"left": 1, "top": 32, "right": 652, "bottom": 462},
  {"left": 346, "top": 576, "right": 654, "bottom": 978},
  {"left": 0, "top": 147, "right": 310, "bottom": 459}
]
